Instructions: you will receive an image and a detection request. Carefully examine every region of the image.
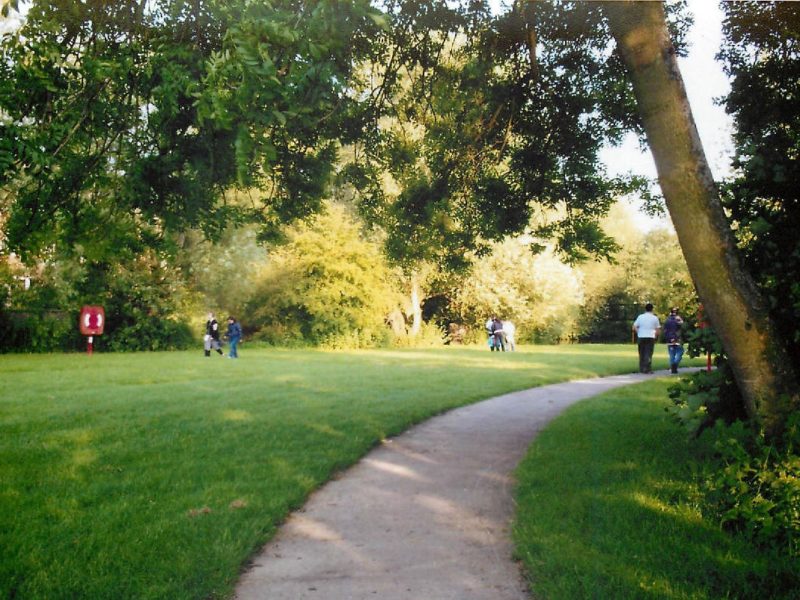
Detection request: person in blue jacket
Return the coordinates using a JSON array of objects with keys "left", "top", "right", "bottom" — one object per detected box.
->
[
  {"left": 662, "top": 307, "right": 684, "bottom": 373},
  {"left": 225, "top": 316, "right": 242, "bottom": 359}
]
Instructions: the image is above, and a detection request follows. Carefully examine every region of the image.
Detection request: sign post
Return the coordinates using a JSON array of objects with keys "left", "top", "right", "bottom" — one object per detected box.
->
[
  {"left": 79, "top": 306, "right": 105, "bottom": 355},
  {"left": 697, "top": 304, "right": 712, "bottom": 372}
]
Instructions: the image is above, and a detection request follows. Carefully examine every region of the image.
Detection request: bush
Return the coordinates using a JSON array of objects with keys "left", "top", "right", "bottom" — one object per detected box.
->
[
  {"left": 699, "top": 419, "right": 800, "bottom": 558},
  {"left": 386, "top": 321, "right": 445, "bottom": 348},
  {"left": 245, "top": 204, "right": 402, "bottom": 348},
  {"left": 1, "top": 310, "right": 83, "bottom": 353},
  {"left": 0, "top": 250, "right": 196, "bottom": 353}
]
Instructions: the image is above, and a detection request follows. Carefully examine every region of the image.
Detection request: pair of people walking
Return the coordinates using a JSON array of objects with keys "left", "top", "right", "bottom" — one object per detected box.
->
[
  {"left": 485, "top": 316, "right": 516, "bottom": 352},
  {"left": 204, "top": 312, "right": 242, "bottom": 358},
  {"left": 632, "top": 304, "right": 684, "bottom": 374}
]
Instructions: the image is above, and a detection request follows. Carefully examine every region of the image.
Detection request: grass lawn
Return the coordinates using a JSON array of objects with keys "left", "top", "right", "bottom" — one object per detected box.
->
[
  {"left": 512, "top": 377, "right": 799, "bottom": 600},
  {"left": 1, "top": 343, "right": 675, "bottom": 599}
]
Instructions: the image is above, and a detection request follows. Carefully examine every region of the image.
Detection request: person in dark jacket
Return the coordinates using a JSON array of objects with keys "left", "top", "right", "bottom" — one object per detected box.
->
[
  {"left": 490, "top": 317, "right": 505, "bottom": 352},
  {"left": 662, "top": 307, "right": 684, "bottom": 373},
  {"left": 225, "top": 316, "right": 242, "bottom": 359},
  {"left": 204, "top": 312, "right": 224, "bottom": 357}
]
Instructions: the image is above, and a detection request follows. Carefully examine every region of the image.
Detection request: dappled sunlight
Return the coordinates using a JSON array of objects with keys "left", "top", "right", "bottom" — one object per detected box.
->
[
  {"left": 362, "top": 458, "right": 428, "bottom": 482},
  {"left": 474, "top": 469, "right": 513, "bottom": 486},
  {"left": 59, "top": 428, "right": 95, "bottom": 445},
  {"left": 382, "top": 441, "right": 439, "bottom": 466},
  {"left": 630, "top": 491, "right": 704, "bottom": 525},
  {"left": 290, "top": 514, "right": 344, "bottom": 542},
  {"left": 42, "top": 428, "right": 102, "bottom": 477},
  {"left": 414, "top": 493, "right": 502, "bottom": 545},
  {"left": 222, "top": 409, "right": 253, "bottom": 422},
  {"left": 543, "top": 489, "right": 748, "bottom": 598},
  {"left": 284, "top": 514, "right": 384, "bottom": 570}
]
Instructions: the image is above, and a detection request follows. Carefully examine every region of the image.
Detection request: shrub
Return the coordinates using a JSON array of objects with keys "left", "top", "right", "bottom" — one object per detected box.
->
[
  {"left": 245, "top": 204, "right": 402, "bottom": 348},
  {"left": 91, "top": 251, "right": 196, "bottom": 351},
  {"left": 1, "top": 310, "right": 83, "bottom": 353},
  {"left": 699, "top": 419, "right": 800, "bottom": 558},
  {"left": 386, "top": 321, "right": 445, "bottom": 348}
]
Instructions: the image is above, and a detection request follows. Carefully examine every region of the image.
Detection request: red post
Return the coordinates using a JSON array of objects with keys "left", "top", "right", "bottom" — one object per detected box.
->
[
  {"left": 707, "top": 351, "right": 712, "bottom": 372},
  {"left": 87, "top": 335, "right": 94, "bottom": 356}
]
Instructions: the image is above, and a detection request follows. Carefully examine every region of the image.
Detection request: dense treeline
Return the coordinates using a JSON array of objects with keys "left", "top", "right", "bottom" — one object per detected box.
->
[{"left": 0, "top": 198, "right": 694, "bottom": 352}]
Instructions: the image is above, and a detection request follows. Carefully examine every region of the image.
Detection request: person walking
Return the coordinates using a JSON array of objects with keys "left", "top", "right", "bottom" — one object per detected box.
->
[
  {"left": 632, "top": 303, "right": 660, "bottom": 373},
  {"left": 662, "top": 307, "right": 684, "bottom": 373},
  {"left": 225, "top": 316, "right": 242, "bottom": 359},
  {"left": 204, "top": 312, "right": 224, "bottom": 357}
]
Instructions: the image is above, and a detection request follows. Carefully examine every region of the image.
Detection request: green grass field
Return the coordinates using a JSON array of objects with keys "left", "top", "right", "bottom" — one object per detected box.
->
[
  {"left": 1, "top": 344, "right": 712, "bottom": 599},
  {"left": 513, "top": 378, "right": 799, "bottom": 600}
]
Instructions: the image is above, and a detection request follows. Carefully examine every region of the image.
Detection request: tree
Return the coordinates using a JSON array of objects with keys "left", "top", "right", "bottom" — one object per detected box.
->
[
  {"left": 602, "top": 1, "right": 799, "bottom": 440},
  {"left": 0, "top": 0, "right": 384, "bottom": 259},
  {"left": 433, "top": 238, "right": 583, "bottom": 343},
  {"left": 245, "top": 203, "right": 401, "bottom": 347},
  {"left": 578, "top": 205, "right": 696, "bottom": 343},
  {"left": 357, "top": 0, "right": 797, "bottom": 438},
  {"left": 344, "top": 1, "right": 645, "bottom": 270},
  {"left": 718, "top": 1, "right": 800, "bottom": 385}
]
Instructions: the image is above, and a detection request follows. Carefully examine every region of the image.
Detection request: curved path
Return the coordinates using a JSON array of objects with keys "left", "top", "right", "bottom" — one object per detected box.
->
[{"left": 235, "top": 371, "right": 668, "bottom": 600}]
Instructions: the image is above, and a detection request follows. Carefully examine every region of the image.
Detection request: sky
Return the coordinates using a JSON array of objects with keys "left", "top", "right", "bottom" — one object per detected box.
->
[{"left": 599, "top": 0, "right": 734, "bottom": 229}]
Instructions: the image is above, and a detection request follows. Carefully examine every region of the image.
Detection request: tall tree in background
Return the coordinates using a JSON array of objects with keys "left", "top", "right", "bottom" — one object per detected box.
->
[
  {"left": 359, "top": 0, "right": 797, "bottom": 439},
  {"left": 603, "top": 1, "right": 798, "bottom": 440}
]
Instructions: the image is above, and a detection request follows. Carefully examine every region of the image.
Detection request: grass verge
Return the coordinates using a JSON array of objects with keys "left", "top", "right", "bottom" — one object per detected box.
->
[
  {"left": 512, "top": 377, "right": 799, "bottom": 600},
  {"left": 1, "top": 344, "right": 684, "bottom": 599}
]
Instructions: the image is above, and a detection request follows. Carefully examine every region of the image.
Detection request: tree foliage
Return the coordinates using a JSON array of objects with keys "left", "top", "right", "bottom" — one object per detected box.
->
[
  {"left": 719, "top": 1, "right": 800, "bottom": 379},
  {"left": 434, "top": 238, "right": 584, "bottom": 343},
  {"left": 245, "top": 203, "right": 401, "bottom": 347},
  {"left": 0, "top": 0, "right": 383, "bottom": 260},
  {"left": 340, "top": 1, "right": 680, "bottom": 271},
  {"left": 578, "top": 206, "right": 696, "bottom": 343}
]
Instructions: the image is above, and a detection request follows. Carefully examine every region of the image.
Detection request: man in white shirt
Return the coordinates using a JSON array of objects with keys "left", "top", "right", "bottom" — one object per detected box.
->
[{"left": 632, "top": 303, "right": 660, "bottom": 374}]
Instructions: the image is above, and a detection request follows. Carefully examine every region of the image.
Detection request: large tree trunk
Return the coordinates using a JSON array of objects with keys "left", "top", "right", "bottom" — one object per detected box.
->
[{"left": 603, "top": 1, "right": 799, "bottom": 439}]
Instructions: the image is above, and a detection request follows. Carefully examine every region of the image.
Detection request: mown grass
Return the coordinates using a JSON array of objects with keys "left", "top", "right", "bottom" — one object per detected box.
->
[
  {"left": 1, "top": 344, "right": 676, "bottom": 599},
  {"left": 512, "top": 378, "right": 799, "bottom": 600}
]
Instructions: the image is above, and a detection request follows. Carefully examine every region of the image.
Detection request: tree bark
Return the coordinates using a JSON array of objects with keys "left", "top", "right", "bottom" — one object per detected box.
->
[{"left": 603, "top": 1, "right": 799, "bottom": 439}]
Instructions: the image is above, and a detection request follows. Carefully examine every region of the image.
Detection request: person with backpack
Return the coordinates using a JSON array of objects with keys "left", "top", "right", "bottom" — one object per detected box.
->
[
  {"left": 225, "top": 316, "right": 242, "bottom": 359},
  {"left": 662, "top": 307, "right": 684, "bottom": 373}
]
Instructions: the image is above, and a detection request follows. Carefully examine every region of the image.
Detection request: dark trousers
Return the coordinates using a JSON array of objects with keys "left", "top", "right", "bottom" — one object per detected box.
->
[{"left": 638, "top": 338, "right": 655, "bottom": 373}]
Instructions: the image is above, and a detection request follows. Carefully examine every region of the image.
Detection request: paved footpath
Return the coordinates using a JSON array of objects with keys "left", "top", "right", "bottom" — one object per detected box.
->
[{"left": 235, "top": 371, "right": 667, "bottom": 600}]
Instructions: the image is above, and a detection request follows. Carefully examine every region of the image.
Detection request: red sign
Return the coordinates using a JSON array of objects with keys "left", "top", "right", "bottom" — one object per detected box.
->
[{"left": 80, "top": 306, "right": 105, "bottom": 336}]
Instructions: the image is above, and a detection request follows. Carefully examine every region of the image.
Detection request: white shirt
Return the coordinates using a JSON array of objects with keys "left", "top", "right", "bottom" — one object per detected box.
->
[
  {"left": 503, "top": 321, "right": 516, "bottom": 338},
  {"left": 633, "top": 312, "right": 660, "bottom": 339}
]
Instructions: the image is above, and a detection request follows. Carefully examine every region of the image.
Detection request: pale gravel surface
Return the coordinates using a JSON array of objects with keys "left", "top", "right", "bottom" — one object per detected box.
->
[{"left": 235, "top": 370, "right": 671, "bottom": 600}]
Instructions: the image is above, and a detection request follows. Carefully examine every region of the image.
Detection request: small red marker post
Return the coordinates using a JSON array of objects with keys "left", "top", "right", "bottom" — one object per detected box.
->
[
  {"left": 697, "top": 304, "right": 712, "bottom": 372},
  {"left": 79, "top": 306, "right": 105, "bottom": 355}
]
